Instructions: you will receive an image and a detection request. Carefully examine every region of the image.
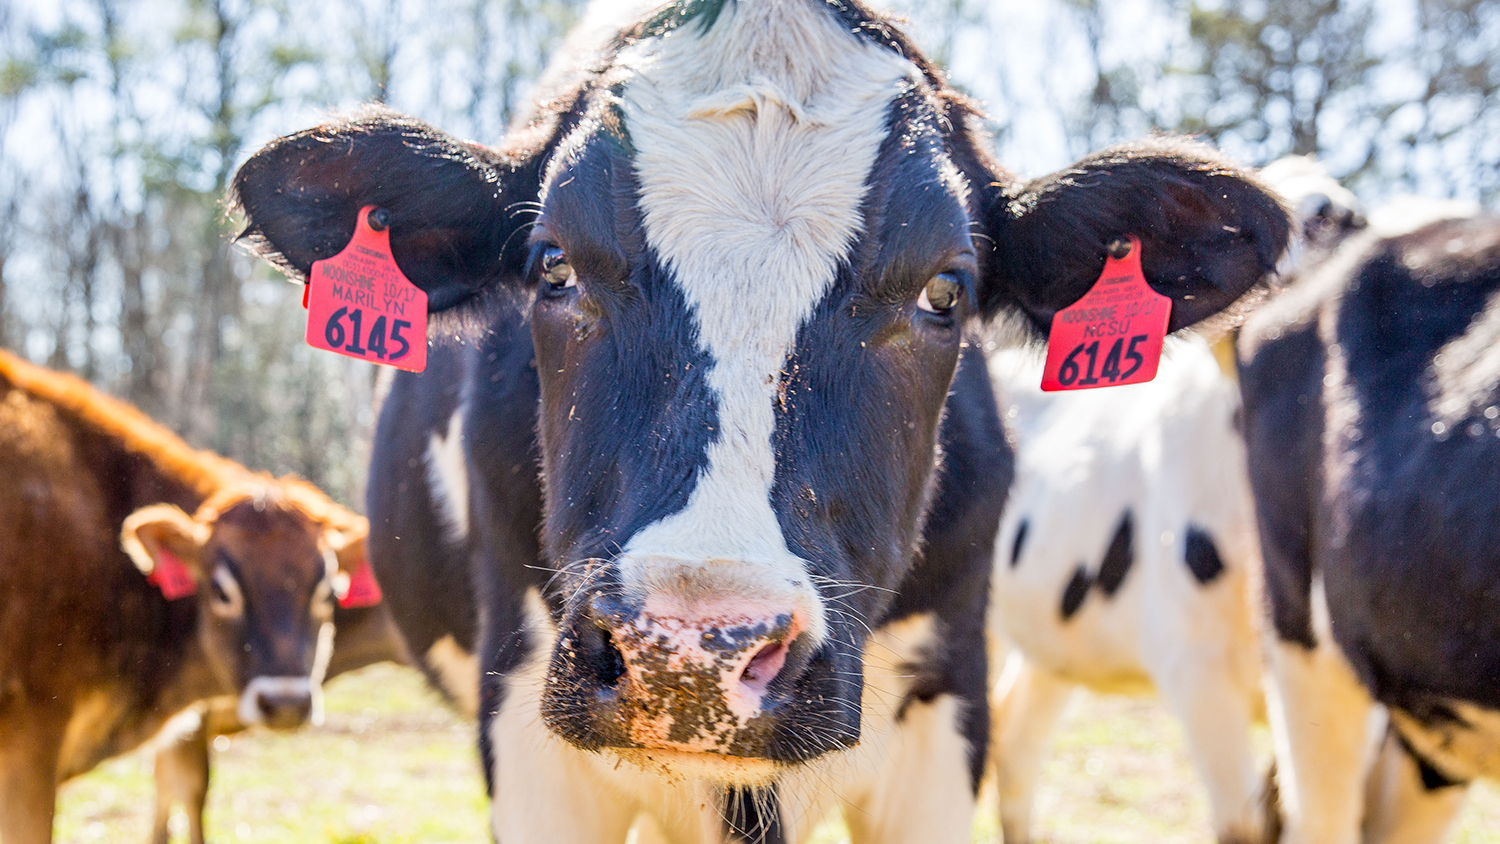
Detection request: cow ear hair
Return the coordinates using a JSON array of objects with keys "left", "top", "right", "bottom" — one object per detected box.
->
[
  {"left": 121, "top": 504, "right": 209, "bottom": 577},
  {"left": 979, "top": 136, "right": 1292, "bottom": 334},
  {"left": 320, "top": 515, "right": 370, "bottom": 576},
  {"left": 230, "top": 105, "right": 545, "bottom": 313}
]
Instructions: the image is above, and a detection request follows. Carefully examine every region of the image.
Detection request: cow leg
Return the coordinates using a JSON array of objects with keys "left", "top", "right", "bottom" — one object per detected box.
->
[
  {"left": 1156, "top": 654, "right": 1267, "bottom": 844},
  {"left": 0, "top": 714, "right": 63, "bottom": 844},
  {"left": 1266, "top": 631, "right": 1383, "bottom": 844},
  {"left": 151, "top": 708, "right": 211, "bottom": 844},
  {"left": 990, "top": 652, "right": 1073, "bottom": 844},
  {"left": 842, "top": 694, "right": 976, "bottom": 844},
  {"left": 1359, "top": 730, "right": 1467, "bottom": 844}
]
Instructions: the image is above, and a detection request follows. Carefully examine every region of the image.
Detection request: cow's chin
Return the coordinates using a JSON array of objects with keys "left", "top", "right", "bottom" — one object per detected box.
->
[{"left": 604, "top": 747, "right": 783, "bottom": 787}]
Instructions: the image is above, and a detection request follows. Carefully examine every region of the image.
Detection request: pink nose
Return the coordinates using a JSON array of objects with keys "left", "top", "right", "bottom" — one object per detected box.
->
[{"left": 605, "top": 601, "right": 801, "bottom": 753}]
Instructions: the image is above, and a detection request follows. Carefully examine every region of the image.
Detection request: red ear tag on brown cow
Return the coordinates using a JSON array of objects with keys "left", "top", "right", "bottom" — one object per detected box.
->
[
  {"left": 148, "top": 549, "right": 198, "bottom": 600},
  {"left": 306, "top": 206, "right": 428, "bottom": 373},
  {"left": 337, "top": 559, "right": 383, "bottom": 609},
  {"left": 1040, "top": 236, "right": 1171, "bottom": 391}
]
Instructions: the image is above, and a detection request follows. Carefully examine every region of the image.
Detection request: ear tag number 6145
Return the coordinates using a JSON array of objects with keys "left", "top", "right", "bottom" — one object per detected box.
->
[
  {"left": 1041, "top": 236, "right": 1170, "bottom": 392},
  {"left": 304, "top": 205, "right": 428, "bottom": 373}
]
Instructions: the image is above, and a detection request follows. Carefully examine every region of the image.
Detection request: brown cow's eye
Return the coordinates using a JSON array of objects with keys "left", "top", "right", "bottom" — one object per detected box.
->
[
  {"left": 541, "top": 246, "right": 576, "bottom": 290},
  {"left": 210, "top": 566, "right": 244, "bottom": 618},
  {"left": 918, "top": 272, "right": 962, "bottom": 314}
]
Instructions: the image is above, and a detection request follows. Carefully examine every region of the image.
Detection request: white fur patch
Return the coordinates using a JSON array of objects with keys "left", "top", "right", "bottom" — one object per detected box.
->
[
  {"left": 1367, "top": 197, "right": 1480, "bottom": 238},
  {"left": 425, "top": 408, "right": 469, "bottom": 545},
  {"left": 1265, "top": 575, "right": 1386, "bottom": 844},
  {"left": 987, "top": 339, "right": 1258, "bottom": 691},
  {"left": 610, "top": 0, "right": 921, "bottom": 647}
]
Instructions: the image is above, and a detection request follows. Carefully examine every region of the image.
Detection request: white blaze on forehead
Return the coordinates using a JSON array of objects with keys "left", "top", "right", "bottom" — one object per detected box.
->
[{"left": 612, "top": 0, "right": 919, "bottom": 641}]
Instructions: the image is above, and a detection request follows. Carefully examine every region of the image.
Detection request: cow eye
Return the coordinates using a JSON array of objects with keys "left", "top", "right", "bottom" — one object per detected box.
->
[
  {"left": 918, "top": 272, "right": 963, "bottom": 314},
  {"left": 540, "top": 246, "right": 576, "bottom": 291},
  {"left": 210, "top": 566, "right": 244, "bottom": 618}
]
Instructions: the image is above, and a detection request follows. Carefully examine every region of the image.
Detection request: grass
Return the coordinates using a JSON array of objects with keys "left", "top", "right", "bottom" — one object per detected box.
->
[{"left": 54, "top": 664, "right": 1500, "bottom": 843}]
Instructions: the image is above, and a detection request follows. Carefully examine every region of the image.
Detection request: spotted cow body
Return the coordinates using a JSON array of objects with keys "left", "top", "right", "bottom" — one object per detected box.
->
[
  {"left": 232, "top": 1, "right": 1288, "bottom": 840},
  {"left": 986, "top": 338, "right": 1268, "bottom": 844}
]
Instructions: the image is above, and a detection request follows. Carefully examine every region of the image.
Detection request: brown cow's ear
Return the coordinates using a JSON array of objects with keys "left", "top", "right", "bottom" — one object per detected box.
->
[
  {"left": 979, "top": 136, "right": 1292, "bottom": 334},
  {"left": 321, "top": 515, "right": 371, "bottom": 576},
  {"left": 121, "top": 504, "right": 209, "bottom": 577},
  {"left": 230, "top": 105, "right": 548, "bottom": 313}
]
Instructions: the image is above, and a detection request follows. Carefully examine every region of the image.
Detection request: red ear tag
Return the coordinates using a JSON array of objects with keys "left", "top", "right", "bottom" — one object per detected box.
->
[
  {"left": 306, "top": 206, "right": 428, "bottom": 373},
  {"left": 338, "top": 559, "right": 384, "bottom": 609},
  {"left": 148, "top": 549, "right": 198, "bottom": 600},
  {"left": 1041, "top": 236, "right": 1171, "bottom": 391}
]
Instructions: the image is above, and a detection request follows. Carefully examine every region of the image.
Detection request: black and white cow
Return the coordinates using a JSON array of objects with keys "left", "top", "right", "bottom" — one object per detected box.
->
[
  {"left": 979, "top": 156, "right": 1366, "bottom": 844},
  {"left": 230, "top": 1, "right": 1288, "bottom": 840},
  {"left": 985, "top": 336, "right": 1267, "bottom": 844},
  {"left": 1239, "top": 197, "right": 1500, "bottom": 844}
]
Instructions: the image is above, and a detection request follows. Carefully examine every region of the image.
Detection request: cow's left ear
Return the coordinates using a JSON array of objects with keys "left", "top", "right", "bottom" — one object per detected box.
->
[
  {"left": 320, "top": 515, "right": 370, "bottom": 575},
  {"left": 980, "top": 137, "right": 1291, "bottom": 332},
  {"left": 121, "top": 504, "right": 209, "bottom": 577}
]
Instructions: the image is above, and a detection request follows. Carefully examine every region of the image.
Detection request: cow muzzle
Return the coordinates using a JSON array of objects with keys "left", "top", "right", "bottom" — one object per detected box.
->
[
  {"left": 238, "top": 676, "right": 318, "bottom": 729},
  {"left": 543, "top": 591, "right": 817, "bottom": 760}
]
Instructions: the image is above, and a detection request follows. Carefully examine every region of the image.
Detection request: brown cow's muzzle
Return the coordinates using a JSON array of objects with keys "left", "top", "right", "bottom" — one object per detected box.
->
[{"left": 238, "top": 676, "right": 317, "bottom": 730}]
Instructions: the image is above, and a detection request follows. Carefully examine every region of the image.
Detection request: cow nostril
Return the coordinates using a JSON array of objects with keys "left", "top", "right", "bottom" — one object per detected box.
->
[
  {"left": 741, "top": 641, "right": 788, "bottom": 691},
  {"left": 596, "top": 627, "right": 626, "bottom": 687}
]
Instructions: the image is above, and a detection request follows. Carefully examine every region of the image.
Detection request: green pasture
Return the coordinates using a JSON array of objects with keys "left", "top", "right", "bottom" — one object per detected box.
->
[{"left": 54, "top": 664, "right": 1500, "bottom": 843}]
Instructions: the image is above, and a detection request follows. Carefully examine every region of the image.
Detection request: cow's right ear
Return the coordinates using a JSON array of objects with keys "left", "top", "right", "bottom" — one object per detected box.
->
[
  {"left": 231, "top": 106, "right": 542, "bottom": 312},
  {"left": 121, "top": 504, "right": 209, "bottom": 577}
]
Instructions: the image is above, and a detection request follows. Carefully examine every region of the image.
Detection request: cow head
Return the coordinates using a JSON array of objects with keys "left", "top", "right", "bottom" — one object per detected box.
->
[
  {"left": 231, "top": 0, "right": 1287, "bottom": 780},
  {"left": 1259, "top": 155, "right": 1366, "bottom": 269},
  {"left": 121, "top": 480, "right": 368, "bottom": 729}
]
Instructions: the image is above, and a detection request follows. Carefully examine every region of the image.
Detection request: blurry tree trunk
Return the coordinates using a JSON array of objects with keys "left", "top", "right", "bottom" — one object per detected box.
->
[
  {"left": 114, "top": 221, "right": 164, "bottom": 412},
  {"left": 183, "top": 0, "right": 244, "bottom": 439},
  {"left": 356, "top": 0, "right": 401, "bottom": 103}
]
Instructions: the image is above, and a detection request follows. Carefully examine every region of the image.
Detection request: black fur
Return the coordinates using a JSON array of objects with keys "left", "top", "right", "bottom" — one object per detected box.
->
[
  {"left": 1240, "top": 215, "right": 1500, "bottom": 760},
  {"left": 1095, "top": 510, "right": 1134, "bottom": 596},
  {"left": 1183, "top": 525, "right": 1225, "bottom": 585},
  {"left": 1009, "top": 518, "right": 1028, "bottom": 568},
  {"left": 1059, "top": 565, "right": 1092, "bottom": 621},
  {"left": 365, "top": 341, "right": 479, "bottom": 694}
]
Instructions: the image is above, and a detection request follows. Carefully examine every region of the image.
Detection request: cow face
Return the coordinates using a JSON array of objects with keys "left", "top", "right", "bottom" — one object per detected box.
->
[
  {"left": 121, "top": 485, "right": 368, "bottom": 729},
  {"left": 230, "top": 0, "right": 1287, "bottom": 781},
  {"left": 523, "top": 3, "right": 979, "bottom": 775}
]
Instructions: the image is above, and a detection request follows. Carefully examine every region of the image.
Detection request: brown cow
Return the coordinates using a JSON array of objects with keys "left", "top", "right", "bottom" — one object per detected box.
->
[
  {"left": 0, "top": 349, "right": 371, "bottom": 844},
  {"left": 146, "top": 587, "right": 409, "bottom": 844}
]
